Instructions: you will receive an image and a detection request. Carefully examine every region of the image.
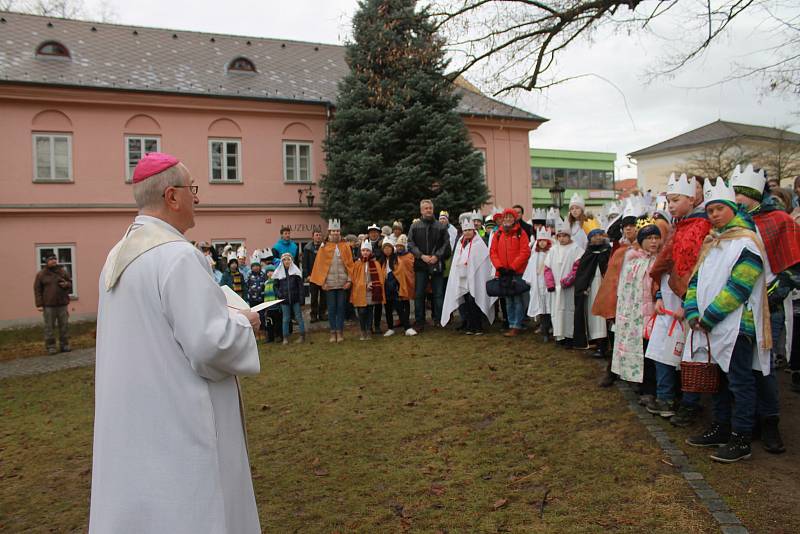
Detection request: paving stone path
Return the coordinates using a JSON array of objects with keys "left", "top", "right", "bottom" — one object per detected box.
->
[{"left": 0, "top": 347, "right": 95, "bottom": 379}]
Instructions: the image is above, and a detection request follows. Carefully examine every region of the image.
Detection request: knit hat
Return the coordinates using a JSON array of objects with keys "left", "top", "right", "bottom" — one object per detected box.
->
[
  {"left": 367, "top": 224, "right": 380, "bottom": 232},
  {"left": 733, "top": 185, "right": 762, "bottom": 202},
  {"left": 396, "top": 234, "right": 408, "bottom": 247},
  {"left": 381, "top": 238, "right": 394, "bottom": 250},
  {"left": 587, "top": 228, "right": 605, "bottom": 240},
  {"left": 381, "top": 225, "right": 392, "bottom": 236},
  {"left": 636, "top": 217, "right": 661, "bottom": 245},
  {"left": 392, "top": 220, "right": 403, "bottom": 230}
]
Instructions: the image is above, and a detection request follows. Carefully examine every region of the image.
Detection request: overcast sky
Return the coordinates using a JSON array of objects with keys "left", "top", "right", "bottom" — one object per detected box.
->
[{"left": 82, "top": 0, "right": 798, "bottom": 179}]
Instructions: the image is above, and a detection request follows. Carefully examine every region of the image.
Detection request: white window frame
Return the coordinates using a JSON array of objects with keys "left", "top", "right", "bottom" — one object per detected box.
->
[
  {"left": 35, "top": 244, "right": 78, "bottom": 299},
  {"left": 125, "top": 135, "right": 161, "bottom": 182},
  {"left": 208, "top": 139, "right": 242, "bottom": 183},
  {"left": 283, "top": 141, "right": 313, "bottom": 184},
  {"left": 32, "top": 133, "right": 73, "bottom": 182}
]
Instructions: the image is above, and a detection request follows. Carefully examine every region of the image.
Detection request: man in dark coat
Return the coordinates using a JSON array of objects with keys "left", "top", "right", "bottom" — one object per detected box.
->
[
  {"left": 572, "top": 229, "right": 612, "bottom": 354},
  {"left": 302, "top": 230, "right": 326, "bottom": 322},
  {"left": 407, "top": 199, "right": 451, "bottom": 329},
  {"left": 34, "top": 254, "right": 73, "bottom": 354}
]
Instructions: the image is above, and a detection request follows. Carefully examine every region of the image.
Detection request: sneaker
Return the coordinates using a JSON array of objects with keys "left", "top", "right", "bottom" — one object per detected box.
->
[
  {"left": 504, "top": 328, "right": 521, "bottom": 337},
  {"left": 646, "top": 399, "right": 676, "bottom": 418},
  {"left": 47, "top": 347, "right": 58, "bottom": 355},
  {"left": 282, "top": 339, "right": 289, "bottom": 345},
  {"left": 710, "top": 432, "right": 752, "bottom": 463},
  {"left": 384, "top": 329, "right": 395, "bottom": 337},
  {"left": 687, "top": 422, "right": 731, "bottom": 448},
  {"left": 60, "top": 345, "right": 71, "bottom": 353},
  {"left": 590, "top": 348, "right": 605, "bottom": 359},
  {"left": 464, "top": 330, "right": 474, "bottom": 335},
  {"left": 670, "top": 404, "right": 701, "bottom": 428},
  {"left": 337, "top": 332, "right": 345, "bottom": 343},
  {"left": 474, "top": 331, "right": 484, "bottom": 336},
  {"left": 359, "top": 334, "right": 366, "bottom": 341},
  {"left": 637, "top": 394, "right": 655, "bottom": 407},
  {"left": 760, "top": 416, "right": 786, "bottom": 454},
  {"left": 329, "top": 333, "right": 337, "bottom": 343},
  {"left": 405, "top": 328, "right": 418, "bottom": 336}
]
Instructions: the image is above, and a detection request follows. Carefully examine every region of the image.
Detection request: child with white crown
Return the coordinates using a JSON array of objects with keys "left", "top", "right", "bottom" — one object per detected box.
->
[{"left": 684, "top": 177, "right": 771, "bottom": 463}]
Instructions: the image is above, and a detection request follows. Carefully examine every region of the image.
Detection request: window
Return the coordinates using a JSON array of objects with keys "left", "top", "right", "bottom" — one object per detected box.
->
[
  {"left": 33, "top": 133, "right": 72, "bottom": 181},
  {"left": 476, "top": 148, "right": 487, "bottom": 181},
  {"left": 209, "top": 139, "right": 241, "bottom": 182},
  {"left": 566, "top": 169, "right": 579, "bottom": 189},
  {"left": 552, "top": 168, "right": 564, "bottom": 188},
  {"left": 228, "top": 57, "right": 256, "bottom": 72},
  {"left": 36, "top": 245, "right": 77, "bottom": 298},
  {"left": 283, "top": 142, "right": 312, "bottom": 183},
  {"left": 604, "top": 171, "right": 615, "bottom": 189},
  {"left": 36, "top": 40, "right": 70, "bottom": 58},
  {"left": 125, "top": 136, "right": 160, "bottom": 181}
]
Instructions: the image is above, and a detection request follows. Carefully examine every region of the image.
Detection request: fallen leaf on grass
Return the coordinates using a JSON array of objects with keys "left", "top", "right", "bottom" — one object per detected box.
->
[
  {"left": 493, "top": 498, "right": 508, "bottom": 510},
  {"left": 313, "top": 468, "right": 329, "bottom": 477},
  {"left": 488, "top": 365, "right": 498, "bottom": 371},
  {"left": 429, "top": 484, "right": 446, "bottom": 496},
  {"left": 404, "top": 400, "right": 417, "bottom": 407}
]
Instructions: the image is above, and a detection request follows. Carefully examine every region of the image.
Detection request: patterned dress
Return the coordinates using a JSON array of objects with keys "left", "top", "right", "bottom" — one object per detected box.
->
[{"left": 611, "top": 248, "right": 656, "bottom": 382}]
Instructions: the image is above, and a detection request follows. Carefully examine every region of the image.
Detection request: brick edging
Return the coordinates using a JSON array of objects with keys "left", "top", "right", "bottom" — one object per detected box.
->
[{"left": 614, "top": 381, "right": 749, "bottom": 534}]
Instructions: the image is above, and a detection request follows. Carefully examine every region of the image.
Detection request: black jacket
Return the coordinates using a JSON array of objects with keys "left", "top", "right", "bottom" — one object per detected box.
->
[
  {"left": 302, "top": 241, "right": 322, "bottom": 278},
  {"left": 407, "top": 217, "right": 451, "bottom": 272},
  {"left": 275, "top": 274, "right": 304, "bottom": 305},
  {"left": 517, "top": 219, "right": 533, "bottom": 239}
]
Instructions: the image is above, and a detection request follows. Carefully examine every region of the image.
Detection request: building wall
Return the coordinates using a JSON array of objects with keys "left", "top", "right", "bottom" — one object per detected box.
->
[
  {"left": 635, "top": 139, "right": 783, "bottom": 193},
  {"left": 0, "top": 84, "right": 539, "bottom": 323}
]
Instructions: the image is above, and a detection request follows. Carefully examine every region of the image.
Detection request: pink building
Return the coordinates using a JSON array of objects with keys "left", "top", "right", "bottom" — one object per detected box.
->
[{"left": 0, "top": 12, "right": 545, "bottom": 324}]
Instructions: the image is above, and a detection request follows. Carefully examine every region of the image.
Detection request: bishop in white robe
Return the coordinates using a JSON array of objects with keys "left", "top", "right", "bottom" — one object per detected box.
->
[
  {"left": 546, "top": 225, "right": 584, "bottom": 341},
  {"left": 89, "top": 153, "right": 262, "bottom": 534}
]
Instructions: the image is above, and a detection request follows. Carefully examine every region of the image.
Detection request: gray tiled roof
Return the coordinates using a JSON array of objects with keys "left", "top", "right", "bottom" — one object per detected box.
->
[
  {"left": 0, "top": 11, "right": 545, "bottom": 122},
  {"left": 629, "top": 119, "right": 800, "bottom": 157}
]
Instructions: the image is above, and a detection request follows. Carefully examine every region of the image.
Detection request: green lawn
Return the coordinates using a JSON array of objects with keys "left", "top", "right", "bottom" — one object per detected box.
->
[
  {"left": 0, "top": 320, "right": 97, "bottom": 362},
  {"left": 1, "top": 330, "right": 716, "bottom": 533}
]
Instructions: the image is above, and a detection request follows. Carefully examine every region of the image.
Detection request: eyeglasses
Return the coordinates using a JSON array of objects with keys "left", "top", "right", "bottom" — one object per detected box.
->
[{"left": 163, "top": 185, "right": 199, "bottom": 197}]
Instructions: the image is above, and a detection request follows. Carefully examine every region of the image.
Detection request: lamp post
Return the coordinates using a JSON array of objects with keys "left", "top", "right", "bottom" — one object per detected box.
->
[
  {"left": 297, "top": 185, "right": 315, "bottom": 208},
  {"left": 549, "top": 178, "right": 565, "bottom": 212}
]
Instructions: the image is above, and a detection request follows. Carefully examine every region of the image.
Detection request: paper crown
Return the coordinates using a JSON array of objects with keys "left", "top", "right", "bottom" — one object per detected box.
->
[
  {"left": 236, "top": 245, "right": 247, "bottom": 258},
  {"left": 360, "top": 240, "right": 373, "bottom": 251},
  {"left": 704, "top": 177, "right": 736, "bottom": 204},
  {"left": 328, "top": 219, "right": 341, "bottom": 231},
  {"left": 471, "top": 210, "right": 484, "bottom": 221},
  {"left": 569, "top": 192, "right": 585, "bottom": 208},
  {"left": 666, "top": 173, "right": 696, "bottom": 197},
  {"left": 535, "top": 227, "right": 553, "bottom": 241},
  {"left": 555, "top": 219, "right": 571, "bottom": 235},
  {"left": 532, "top": 208, "right": 548, "bottom": 221},
  {"left": 621, "top": 196, "right": 645, "bottom": 221},
  {"left": 458, "top": 211, "right": 473, "bottom": 227},
  {"left": 461, "top": 219, "right": 476, "bottom": 231},
  {"left": 635, "top": 216, "right": 656, "bottom": 231},
  {"left": 438, "top": 211, "right": 449, "bottom": 220},
  {"left": 605, "top": 201, "right": 620, "bottom": 216},
  {"left": 729, "top": 164, "right": 766, "bottom": 193}
]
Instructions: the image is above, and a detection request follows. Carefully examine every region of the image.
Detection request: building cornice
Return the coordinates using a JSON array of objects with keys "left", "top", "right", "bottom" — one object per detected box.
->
[{"left": 0, "top": 203, "right": 322, "bottom": 214}]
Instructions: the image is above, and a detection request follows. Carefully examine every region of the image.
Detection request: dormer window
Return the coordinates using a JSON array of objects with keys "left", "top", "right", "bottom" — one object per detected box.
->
[
  {"left": 36, "top": 40, "right": 70, "bottom": 58},
  {"left": 228, "top": 57, "right": 256, "bottom": 73}
]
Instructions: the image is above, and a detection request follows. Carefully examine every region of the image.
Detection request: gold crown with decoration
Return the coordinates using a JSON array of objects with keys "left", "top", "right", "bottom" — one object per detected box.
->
[{"left": 635, "top": 216, "right": 656, "bottom": 231}]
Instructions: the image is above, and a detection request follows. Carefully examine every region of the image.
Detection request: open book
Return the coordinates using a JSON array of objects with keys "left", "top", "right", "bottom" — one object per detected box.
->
[{"left": 221, "top": 285, "right": 282, "bottom": 314}]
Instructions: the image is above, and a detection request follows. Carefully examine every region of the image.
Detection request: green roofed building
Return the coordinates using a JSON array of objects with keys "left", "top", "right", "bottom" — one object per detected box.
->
[{"left": 531, "top": 148, "right": 616, "bottom": 212}]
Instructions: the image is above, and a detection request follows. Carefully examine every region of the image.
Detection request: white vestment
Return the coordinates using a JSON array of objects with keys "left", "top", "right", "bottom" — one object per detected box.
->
[
  {"left": 644, "top": 273, "right": 686, "bottom": 368},
  {"left": 447, "top": 224, "right": 458, "bottom": 251},
  {"left": 585, "top": 267, "right": 607, "bottom": 340},
  {"left": 546, "top": 241, "right": 584, "bottom": 339},
  {"left": 570, "top": 221, "right": 588, "bottom": 249},
  {"left": 90, "top": 215, "right": 261, "bottom": 534},
  {"left": 681, "top": 237, "right": 771, "bottom": 375},
  {"left": 441, "top": 237, "right": 497, "bottom": 325},
  {"left": 523, "top": 247, "right": 551, "bottom": 317}
]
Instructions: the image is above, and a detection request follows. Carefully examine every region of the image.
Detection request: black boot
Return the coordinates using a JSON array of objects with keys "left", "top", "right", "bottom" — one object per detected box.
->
[
  {"left": 687, "top": 422, "right": 731, "bottom": 448},
  {"left": 710, "top": 432, "right": 752, "bottom": 463},
  {"left": 670, "top": 404, "right": 701, "bottom": 428},
  {"left": 761, "top": 415, "right": 786, "bottom": 454},
  {"left": 598, "top": 361, "right": 616, "bottom": 388}
]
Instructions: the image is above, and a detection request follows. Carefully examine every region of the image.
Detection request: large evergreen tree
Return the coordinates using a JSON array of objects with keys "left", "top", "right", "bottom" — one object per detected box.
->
[{"left": 321, "top": 0, "right": 488, "bottom": 232}]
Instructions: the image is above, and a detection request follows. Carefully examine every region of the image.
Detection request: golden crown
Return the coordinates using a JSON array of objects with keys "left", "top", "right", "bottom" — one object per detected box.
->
[{"left": 635, "top": 216, "right": 656, "bottom": 231}]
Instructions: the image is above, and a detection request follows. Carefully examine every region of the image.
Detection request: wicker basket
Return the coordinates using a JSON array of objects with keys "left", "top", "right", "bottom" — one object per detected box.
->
[{"left": 680, "top": 331, "right": 720, "bottom": 393}]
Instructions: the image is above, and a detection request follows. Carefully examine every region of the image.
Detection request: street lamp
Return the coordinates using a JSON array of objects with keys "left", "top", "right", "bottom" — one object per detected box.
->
[
  {"left": 297, "top": 185, "right": 315, "bottom": 208},
  {"left": 549, "top": 178, "right": 565, "bottom": 210}
]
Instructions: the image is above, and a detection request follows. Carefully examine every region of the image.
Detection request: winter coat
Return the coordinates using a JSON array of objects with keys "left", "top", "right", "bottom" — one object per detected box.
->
[
  {"left": 275, "top": 273, "right": 304, "bottom": 305},
  {"left": 302, "top": 241, "right": 322, "bottom": 278},
  {"left": 272, "top": 239, "right": 299, "bottom": 264},
  {"left": 246, "top": 271, "right": 267, "bottom": 305},
  {"left": 489, "top": 223, "right": 531, "bottom": 275},
  {"left": 34, "top": 266, "right": 72, "bottom": 307},
  {"left": 407, "top": 217, "right": 451, "bottom": 272}
]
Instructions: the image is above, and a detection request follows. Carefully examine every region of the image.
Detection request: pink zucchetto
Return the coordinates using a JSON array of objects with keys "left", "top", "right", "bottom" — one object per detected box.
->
[{"left": 132, "top": 152, "right": 180, "bottom": 184}]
